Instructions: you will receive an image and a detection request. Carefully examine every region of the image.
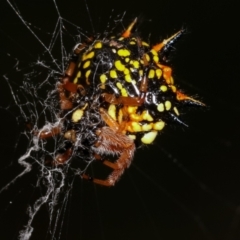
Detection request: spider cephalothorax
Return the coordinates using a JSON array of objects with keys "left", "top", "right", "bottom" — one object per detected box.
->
[{"left": 38, "top": 18, "right": 204, "bottom": 186}]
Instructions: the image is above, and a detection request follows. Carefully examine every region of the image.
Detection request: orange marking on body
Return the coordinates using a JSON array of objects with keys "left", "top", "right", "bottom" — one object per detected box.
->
[
  {"left": 122, "top": 18, "right": 137, "bottom": 38},
  {"left": 176, "top": 91, "right": 205, "bottom": 106},
  {"left": 153, "top": 30, "right": 182, "bottom": 52},
  {"left": 156, "top": 63, "right": 172, "bottom": 84}
]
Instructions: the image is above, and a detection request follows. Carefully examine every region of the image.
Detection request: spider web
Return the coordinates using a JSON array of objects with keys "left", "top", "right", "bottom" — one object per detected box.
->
[{"left": 0, "top": 0, "right": 240, "bottom": 240}]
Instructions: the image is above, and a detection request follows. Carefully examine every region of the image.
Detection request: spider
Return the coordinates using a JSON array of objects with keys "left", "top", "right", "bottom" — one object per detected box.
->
[{"left": 37, "top": 18, "right": 204, "bottom": 187}]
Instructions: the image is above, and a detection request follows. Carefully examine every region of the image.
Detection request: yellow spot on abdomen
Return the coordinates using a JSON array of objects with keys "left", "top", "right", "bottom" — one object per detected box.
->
[
  {"left": 153, "top": 55, "right": 159, "bottom": 63},
  {"left": 170, "top": 85, "right": 177, "bottom": 92},
  {"left": 94, "top": 42, "right": 102, "bottom": 49},
  {"left": 127, "top": 106, "right": 138, "bottom": 114},
  {"left": 142, "top": 110, "right": 153, "bottom": 121},
  {"left": 116, "top": 82, "right": 128, "bottom": 96},
  {"left": 130, "top": 113, "right": 142, "bottom": 122},
  {"left": 150, "top": 49, "right": 158, "bottom": 56},
  {"left": 128, "top": 122, "right": 142, "bottom": 132},
  {"left": 115, "top": 60, "right": 125, "bottom": 71},
  {"left": 141, "top": 131, "right": 158, "bottom": 144},
  {"left": 139, "top": 69, "right": 143, "bottom": 76},
  {"left": 72, "top": 105, "right": 86, "bottom": 122},
  {"left": 173, "top": 107, "right": 180, "bottom": 116},
  {"left": 153, "top": 121, "right": 165, "bottom": 131},
  {"left": 124, "top": 68, "right": 130, "bottom": 75},
  {"left": 110, "top": 70, "right": 118, "bottom": 78},
  {"left": 160, "top": 85, "right": 168, "bottom": 92},
  {"left": 165, "top": 101, "right": 172, "bottom": 111},
  {"left": 85, "top": 69, "right": 91, "bottom": 78},
  {"left": 100, "top": 74, "right": 107, "bottom": 83},
  {"left": 142, "top": 124, "right": 153, "bottom": 131},
  {"left": 148, "top": 69, "right": 155, "bottom": 79},
  {"left": 121, "top": 88, "right": 128, "bottom": 96},
  {"left": 117, "top": 49, "right": 131, "bottom": 57},
  {"left": 73, "top": 71, "right": 81, "bottom": 83},
  {"left": 142, "top": 41, "right": 149, "bottom": 47},
  {"left": 130, "top": 60, "right": 140, "bottom": 69},
  {"left": 145, "top": 54, "right": 150, "bottom": 62},
  {"left": 82, "top": 51, "right": 95, "bottom": 61},
  {"left": 125, "top": 74, "right": 132, "bottom": 83},
  {"left": 83, "top": 60, "right": 90, "bottom": 69},
  {"left": 156, "top": 69, "right": 162, "bottom": 79},
  {"left": 116, "top": 82, "right": 123, "bottom": 90},
  {"left": 157, "top": 103, "right": 164, "bottom": 112}
]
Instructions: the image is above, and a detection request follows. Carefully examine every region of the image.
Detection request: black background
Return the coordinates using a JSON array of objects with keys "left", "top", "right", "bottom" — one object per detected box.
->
[{"left": 0, "top": 0, "right": 240, "bottom": 240}]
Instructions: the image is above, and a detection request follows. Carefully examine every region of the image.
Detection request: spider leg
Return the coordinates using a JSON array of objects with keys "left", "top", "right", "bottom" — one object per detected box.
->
[
  {"left": 83, "top": 104, "right": 136, "bottom": 187},
  {"left": 58, "top": 42, "right": 89, "bottom": 110},
  {"left": 37, "top": 126, "right": 74, "bottom": 165},
  {"left": 55, "top": 148, "right": 73, "bottom": 165},
  {"left": 91, "top": 154, "right": 120, "bottom": 170},
  {"left": 36, "top": 126, "right": 61, "bottom": 139},
  {"left": 83, "top": 126, "right": 135, "bottom": 186},
  {"left": 58, "top": 82, "right": 74, "bottom": 110}
]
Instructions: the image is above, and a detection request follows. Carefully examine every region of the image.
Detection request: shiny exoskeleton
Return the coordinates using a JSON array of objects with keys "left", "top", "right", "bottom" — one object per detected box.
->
[{"left": 38, "top": 18, "right": 204, "bottom": 186}]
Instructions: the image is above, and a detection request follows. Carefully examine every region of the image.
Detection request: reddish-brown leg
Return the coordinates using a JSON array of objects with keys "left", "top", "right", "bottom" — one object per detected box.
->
[
  {"left": 83, "top": 126, "right": 135, "bottom": 186},
  {"left": 83, "top": 107, "right": 136, "bottom": 187},
  {"left": 36, "top": 126, "right": 61, "bottom": 139},
  {"left": 58, "top": 42, "right": 89, "bottom": 110}
]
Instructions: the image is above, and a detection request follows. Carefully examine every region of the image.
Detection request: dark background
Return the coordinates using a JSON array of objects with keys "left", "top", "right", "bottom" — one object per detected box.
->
[{"left": 0, "top": 0, "right": 240, "bottom": 240}]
